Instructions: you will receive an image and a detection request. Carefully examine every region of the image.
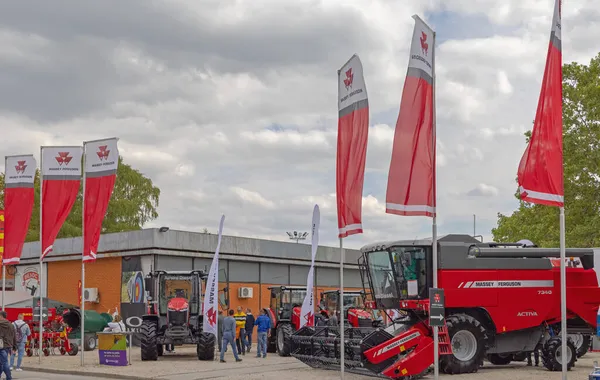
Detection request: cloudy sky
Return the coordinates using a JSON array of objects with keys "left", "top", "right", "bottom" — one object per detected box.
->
[{"left": 0, "top": 0, "right": 598, "bottom": 249}]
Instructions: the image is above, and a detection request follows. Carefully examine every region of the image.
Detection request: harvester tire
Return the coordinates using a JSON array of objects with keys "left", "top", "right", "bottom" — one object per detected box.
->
[
  {"left": 440, "top": 314, "right": 488, "bottom": 374},
  {"left": 197, "top": 332, "right": 216, "bottom": 361},
  {"left": 487, "top": 354, "right": 512, "bottom": 365},
  {"left": 140, "top": 320, "right": 159, "bottom": 361},
  {"left": 569, "top": 333, "right": 592, "bottom": 358},
  {"left": 276, "top": 323, "right": 293, "bottom": 357},
  {"left": 541, "top": 336, "right": 576, "bottom": 371}
]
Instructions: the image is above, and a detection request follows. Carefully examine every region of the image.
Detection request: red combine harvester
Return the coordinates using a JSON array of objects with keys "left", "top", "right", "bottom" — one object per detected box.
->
[
  {"left": 317, "top": 290, "right": 374, "bottom": 328},
  {"left": 290, "top": 234, "right": 600, "bottom": 378}
]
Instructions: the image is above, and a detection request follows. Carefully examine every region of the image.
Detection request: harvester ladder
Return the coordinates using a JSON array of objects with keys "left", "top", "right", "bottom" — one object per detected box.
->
[
  {"left": 358, "top": 256, "right": 374, "bottom": 303},
  {"left": 437, "top": 322, "right": 452, "bottom": 355}
]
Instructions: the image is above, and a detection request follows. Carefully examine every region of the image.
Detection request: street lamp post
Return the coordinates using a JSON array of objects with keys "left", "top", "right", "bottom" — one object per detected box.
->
[{"left": 287, "top": 231, "right": 308, "bottom": 243}]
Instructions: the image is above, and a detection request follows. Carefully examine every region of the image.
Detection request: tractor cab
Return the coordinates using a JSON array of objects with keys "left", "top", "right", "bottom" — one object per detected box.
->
[
  {"left": 320, "top": 290, "right": 373, "bottom": 327},
  {"left": 266, "top": 285, "right": 308, "bottom": 356}
]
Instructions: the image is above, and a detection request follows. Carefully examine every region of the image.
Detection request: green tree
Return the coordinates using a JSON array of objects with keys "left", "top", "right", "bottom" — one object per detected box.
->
[
  {"left": 0, "top": 156, "right": 160, "bottom": 242},
  {"left": 492, "top": 53, "right": 600, "bottom": 247}
]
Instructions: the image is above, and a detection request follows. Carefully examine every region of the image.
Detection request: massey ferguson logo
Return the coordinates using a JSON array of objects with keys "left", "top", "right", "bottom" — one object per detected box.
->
[
  {"left": 206, "top": 307, "right": 216, "bottom": 326},
  {"left": 55, "top": 152, "right": 73, "bottom": 166},
  {"left": 15, "top": 161, "right": 27, "bottom": 174},
  {"left": 343, "top": 68, "right": 353, "bottom": 90},
  {"left": 420, "top": 31, "right": 429, "bottom": 56},
  {"left": 304, "top": 311, "right": 314, "bottom": 326},
  {"left": 434, "top": 293, "right": 440, "bottom": 303},
  {"left": 97, "top": 145, "right": 110, "bottom": 161}
]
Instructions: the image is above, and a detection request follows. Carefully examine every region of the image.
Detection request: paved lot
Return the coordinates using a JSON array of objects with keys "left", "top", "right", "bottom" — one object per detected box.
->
[
  {"left": 2, "top": 370, "right": 114, "bottom": 379},
  {"left": 18, "top": 347, "right": 600, "bottom": 380}
]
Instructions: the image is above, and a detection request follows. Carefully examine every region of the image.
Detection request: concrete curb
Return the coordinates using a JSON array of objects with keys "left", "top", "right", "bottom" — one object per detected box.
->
[{"left": 22, "top": 366, "right": 146, "bottom": 380}]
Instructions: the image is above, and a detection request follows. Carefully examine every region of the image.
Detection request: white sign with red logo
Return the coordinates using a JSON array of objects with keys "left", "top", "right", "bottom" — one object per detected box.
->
[
  {"left": 202, "top": 215, "right": 225, "bottom": 337},
  {"left": 408, "top": 16, "right": 434, "bottom": 79},
  {"left": 42, "top": 146, "right": 82, "bottom": 177},
  {"left": 84, "top": 138, "right": 119, "bottom": 174},
  {"left": 20, "top": 266, "right": 40, "bottom": 297},
  {"left": 5, "top": 155, "right": 36, "bottom": 185},
  {"left": 300, "top": 205, "right": 320, "bottom": 328},
  {"left": 337, "top": 56, "right": 368, "bottom": 113}
]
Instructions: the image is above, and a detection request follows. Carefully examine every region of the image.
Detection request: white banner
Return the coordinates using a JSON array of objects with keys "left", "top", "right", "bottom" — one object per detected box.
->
[
  {"left": 5, "top": 155, "right": 36, "bottom": 186},
  {"left": 42, "top": 146, "right": 82, "bottom": 177},
  {"left": 202, "top": 215, "right": 225, "bottom": 337},
  {"left": 84, "top": 138, "right": 119, "bottom": 175},
  {"left": 300, "top": 205, "right": 320, "bottom": 328}
]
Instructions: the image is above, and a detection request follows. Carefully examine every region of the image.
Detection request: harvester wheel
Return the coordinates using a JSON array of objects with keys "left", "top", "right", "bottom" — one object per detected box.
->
[
  {"left": 568, "top": 333, "right": 591, "bottom": 358},
  {"left": 197, "top": 332, "right": 216, "bottom": 361},
  {"left": 440, "top": 314, "right": 488, "bottom": 374},
  {"left": 487, "top": 354, "right": 512, "bottom": 365},
  {"left": 541, "top": 336, "right": 576, "bottom": 371},
  {"left": 140, "top": 320, "right": 159, "bottom": 361},
  {"left": 68, "top": 343, "right": 79, "bottom": 356},
  {"left": 276, "top": 323, "right": 293, "bottom": 357}
]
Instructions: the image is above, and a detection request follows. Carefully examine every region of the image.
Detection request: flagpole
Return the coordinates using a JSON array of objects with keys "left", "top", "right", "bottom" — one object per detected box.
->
[
  {"left": 81, "top": 142, "right": 86, "bottom": 367},
  {"left": 559, "top": 207, "right": 567, "bottom": 379},
  {"left": 339, "top": 237, "right": 345, "bottom": 380},
  {"left": 2, "top": 157, "right": 6, "bottom": 311},
  {"left": 39, "top": 146, "right": 43, "bottom": 364},
  {"left": 431, "top": 27, "right": 439, "bottom": 380}
]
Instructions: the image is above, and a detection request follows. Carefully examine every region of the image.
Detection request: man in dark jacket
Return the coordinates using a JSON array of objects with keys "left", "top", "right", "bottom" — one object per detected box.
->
[
  {"left": 0, "top": 311, "right": 16, "bottom": 380},
  {"left": 244, "top": 308, "right": 255, "bottom": 353},
  {"left": 218, "top": 310, "right": 224, "bottom": 352}
]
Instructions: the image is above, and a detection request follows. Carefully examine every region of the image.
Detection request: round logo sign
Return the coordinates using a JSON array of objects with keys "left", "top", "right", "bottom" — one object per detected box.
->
[{"left": 21, "top": 267, "right": 40, "bottom": 296}]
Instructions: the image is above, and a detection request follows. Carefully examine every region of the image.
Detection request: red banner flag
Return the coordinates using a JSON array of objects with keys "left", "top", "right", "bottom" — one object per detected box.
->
[
  {"left": 3, "top": 155, "right": 36, "bottom": 265},
  {"left": 0, "top": 210, "right": 4, "bottom": 263},
  {"left": 386, "top": 16, "right": 436, "bottom": 217},
  {"left": 517, "top": 0, "right": 563, "bottom": 207},
  {"left": 336, "top": 54, "right": 369, "bottom": 238},
  {"left": 83, "top": 138, "right": 119, "bottom": 262},
  {"left": 41, "top": 146, "right": 83, "bottom": 260}
]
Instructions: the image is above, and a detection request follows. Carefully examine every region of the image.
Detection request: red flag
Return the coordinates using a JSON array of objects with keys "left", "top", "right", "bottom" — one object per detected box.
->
[
  {"left": 0, "top": 210, "right": 4, "bottom": 263},
  {"left": 3, "top": 155, "right": 36, "bottom": 265},
  {"left": 83, "top": 138, "right": 119, "bottom": 262},
  {"left": 41, "top": 146, "right": 82, "bottom": 260},
  {"left": 517, "top": 0, "right": 563, "bottom": 207},
  {"left": 336, "top": 54, "right": 369, "bottom": 238},
  {"left": 386, "top": 16, "right": 436, "bottom": 217}
]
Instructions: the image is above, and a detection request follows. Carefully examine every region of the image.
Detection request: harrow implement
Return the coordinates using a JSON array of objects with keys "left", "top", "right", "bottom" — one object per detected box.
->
[{"left": 290, "top": 322, "right": 436, "bottom": 379}]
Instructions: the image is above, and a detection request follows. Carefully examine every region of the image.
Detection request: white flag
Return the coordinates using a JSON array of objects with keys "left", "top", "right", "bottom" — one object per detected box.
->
[
  {"left": 202, "top": 215, "right": 225, "bottom": 337},
  {"left": 300, "top": 205, "right": 320, "bottom": 328}
]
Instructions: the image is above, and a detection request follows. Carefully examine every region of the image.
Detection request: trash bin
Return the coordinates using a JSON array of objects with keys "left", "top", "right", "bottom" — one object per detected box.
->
[
  {"left": 63, "top": 308, "right": 113, "bottom": 351},
  {"left": 97, "top": 332, "right": 129, "bottom": 366}
]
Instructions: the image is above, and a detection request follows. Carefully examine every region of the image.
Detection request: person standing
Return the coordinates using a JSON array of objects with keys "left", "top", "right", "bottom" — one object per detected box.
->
[
  {"left": 220, "top": 310, "right": 242, "bottom": 363},
  {"left": 217, "top": 310, "right": 224, "bottom": 352},
  {"left": 254, "top": 309, "right": 271, "bottom": 358},
  {"left": 233, "top": 306, "right": 246, "bottom": 355},
  {"left": 244, "top": 308, "right": 255, "bottom": 353},
  {"left": 0, "top": 311, "right": 16, "bottom": 380},
  {"left": 9, "top": 313, "right": 30, "bottom": 371}
]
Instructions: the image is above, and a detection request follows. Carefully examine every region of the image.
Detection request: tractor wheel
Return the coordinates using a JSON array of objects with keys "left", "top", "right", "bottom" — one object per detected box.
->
[
  {"left": 487, "top": 354, "right": 512, "bottom": 365},
  {"left": 197, "top": 332, "right": 216, "bottom": 361},
  {"left": 276, "top": 323, "right": 293, "bottom": 357},
  {"left": 440, "top": 314, "right": 488, "bottom": 374},
  {"left": 267, "top": 330, "right": 277, "bottom": 353},
  {"left": 83, "top": 334, "right": 97, "bottom": 351},
  {"left": 541, "top": 336, "right": 576, "bottom": 371},
  {"left": 568, "top": 333, "right": 592, "bottom": 358},
  {"left": 140, "top": 320, "right": 159, "bottom": 361},
  {"left": 68, "top": 343, "right": 79, "bottom": 356},
  {"left": 157, "top": 344, "right": 164, "bottom": 357}
]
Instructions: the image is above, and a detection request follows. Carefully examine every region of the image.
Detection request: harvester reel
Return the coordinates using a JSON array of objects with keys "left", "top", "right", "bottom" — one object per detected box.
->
[
  {"left": 440, "top": 314, "right": 488, "bottom": 374},
  {"left": 541, "top": 336, "right": 577, "bottom": 371},
  {"left": 140, "top": 320, "right": 159, "bottom": 361}
]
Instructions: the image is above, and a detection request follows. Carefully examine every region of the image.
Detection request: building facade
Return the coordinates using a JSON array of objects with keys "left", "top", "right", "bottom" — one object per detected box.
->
[{"left": 2, "top": 228, "right": 364, "bottom": 332}]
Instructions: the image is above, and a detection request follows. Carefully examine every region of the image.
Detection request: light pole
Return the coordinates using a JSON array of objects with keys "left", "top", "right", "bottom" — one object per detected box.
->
[{"left": 287, "top": 231, "right": 308, "bottom": 243}]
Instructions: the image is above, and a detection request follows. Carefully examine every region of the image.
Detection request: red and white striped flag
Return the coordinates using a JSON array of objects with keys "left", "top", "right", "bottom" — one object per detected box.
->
[
  {"left": 336, "top": 55, "right": 369, "bottom": 238},
  {"left": 386, "top": 16, "right": 436, "bottom": 218}
]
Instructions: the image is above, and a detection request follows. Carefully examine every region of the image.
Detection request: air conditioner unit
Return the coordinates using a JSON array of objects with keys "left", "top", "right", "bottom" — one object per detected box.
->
[
  {"left": 84, "top": 288, "right": 99, "bottom": 303},
  {"left": 237, "top": 287, "right": 253, "bottom": 299}
]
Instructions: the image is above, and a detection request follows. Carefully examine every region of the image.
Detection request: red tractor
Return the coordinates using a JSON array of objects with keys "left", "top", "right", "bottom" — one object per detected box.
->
[
  {"left": 140, "top": 270, "right": 215, "bottom": 361},
  {"left": 317, "top": 290, "right": 374, "bottom": 328},
  {"left": 290, "top": 234, "right": 600, "bottom": 378},
  {"left": 266, "top": 285, "right": 307, "bottom": 356}
]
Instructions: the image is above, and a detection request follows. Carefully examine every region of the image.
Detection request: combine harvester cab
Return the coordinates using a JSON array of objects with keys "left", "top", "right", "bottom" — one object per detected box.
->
[{"left": 290, "top": 234, "right": 600, "bottom": 379}]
